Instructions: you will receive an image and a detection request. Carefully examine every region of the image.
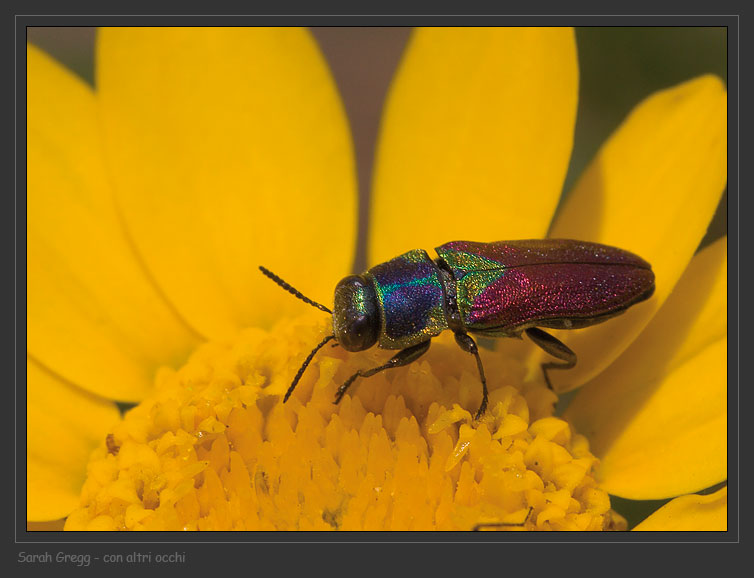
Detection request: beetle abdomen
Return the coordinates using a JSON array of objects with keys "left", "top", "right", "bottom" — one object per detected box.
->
[{"left": 435, "top": 239, "right": 655, "bottom": 334}]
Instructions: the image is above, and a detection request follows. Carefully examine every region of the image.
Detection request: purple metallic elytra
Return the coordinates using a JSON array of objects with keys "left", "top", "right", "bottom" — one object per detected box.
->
[
  {"left": 435, "top": 239, "right": 655, "bottom": 337},
  {"left": 467, "top": 263, "right": 653, "bottom": 329},
  {"left": 259, "top": 238, "right": 655, "bottom": 420}
]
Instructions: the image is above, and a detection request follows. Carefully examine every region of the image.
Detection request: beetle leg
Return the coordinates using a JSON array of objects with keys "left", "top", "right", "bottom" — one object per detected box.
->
[
  {"left": 334, "top": 340, "right": 431, "bottom": 404},
  {"left": 454, "top": 333, "right": 489, "bottom": 419},
  {"left": 472, "top": 506, "right": 534, "bottom": 531},
  {"left": 524, "top": 327, "right": 577, "bottom": 390}
]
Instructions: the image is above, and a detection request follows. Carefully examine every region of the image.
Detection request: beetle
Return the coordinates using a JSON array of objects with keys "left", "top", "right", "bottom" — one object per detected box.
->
[{"left": 260, "top": 239, "right": 655, "bottom": 419}]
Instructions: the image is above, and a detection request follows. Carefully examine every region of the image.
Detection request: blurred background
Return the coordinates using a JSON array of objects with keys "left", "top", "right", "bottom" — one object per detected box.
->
[
  {"left": 27, "top": 27, "right": 728, "bottom": 529},
  {"left": 27, "top": 27, "right": 727, "bottom": 275}
]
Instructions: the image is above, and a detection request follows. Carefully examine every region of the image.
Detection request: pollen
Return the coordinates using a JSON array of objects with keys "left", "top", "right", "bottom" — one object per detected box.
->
[{"left": 64, "top": 314, "right": 622, "bottom": 531}]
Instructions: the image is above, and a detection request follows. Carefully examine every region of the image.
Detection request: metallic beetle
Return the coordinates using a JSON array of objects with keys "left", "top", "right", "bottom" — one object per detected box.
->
[{"left": 261, "top": 239, "right": 655, "bottom": 418}]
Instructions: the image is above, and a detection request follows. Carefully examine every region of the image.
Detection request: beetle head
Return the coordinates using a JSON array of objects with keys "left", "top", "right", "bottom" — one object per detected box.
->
[{"left": 333, "top": 275, "right": 379, "bottom": 352}]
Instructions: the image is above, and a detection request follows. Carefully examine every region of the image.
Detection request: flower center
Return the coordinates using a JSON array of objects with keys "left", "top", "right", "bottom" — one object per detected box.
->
[{"left": 64, "top": 314, "right": 625, "bottom": 531}]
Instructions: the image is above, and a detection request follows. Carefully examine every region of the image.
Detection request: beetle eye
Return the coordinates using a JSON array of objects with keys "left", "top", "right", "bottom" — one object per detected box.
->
[{"left": 333, "top": 275, "right": 379, "bottom": 352}]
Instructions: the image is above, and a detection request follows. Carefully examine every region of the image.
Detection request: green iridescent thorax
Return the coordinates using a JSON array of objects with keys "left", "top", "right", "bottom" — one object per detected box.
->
[{"left": 365, "top": 249, "right": 448, "bottom": 350}]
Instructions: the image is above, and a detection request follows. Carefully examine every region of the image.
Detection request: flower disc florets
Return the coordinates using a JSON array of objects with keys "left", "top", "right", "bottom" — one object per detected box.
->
[{"left": 65, "top": 314, "right": 624, "bottom": 531}]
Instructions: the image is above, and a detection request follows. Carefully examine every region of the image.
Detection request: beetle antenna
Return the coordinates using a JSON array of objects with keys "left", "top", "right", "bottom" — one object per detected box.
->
[
  {"left": 259, "top": 266, "right": 332, "bottom": 314},
  {"left": 284, "top": 334, "right": 336, "bottom": 402}
]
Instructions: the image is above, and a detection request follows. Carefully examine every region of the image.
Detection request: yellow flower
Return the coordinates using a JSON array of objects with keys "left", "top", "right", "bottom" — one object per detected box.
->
[{"left": 27, "top": 27, "right": 727, "bottom": 531}]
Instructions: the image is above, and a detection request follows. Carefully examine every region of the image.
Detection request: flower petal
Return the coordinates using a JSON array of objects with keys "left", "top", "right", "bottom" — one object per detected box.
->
[
  {"left": 565, "top": 238, "right": 727, "bottom": 499},
  {"left": 27, "top": 358, "right": 120, "bottom": 521},
  {"left": 633, "top": 487, "right": 727, "bottom": 531},
  {"left": 546, "top": 75, "right": 727, "bottom": 391},
  {"left": 27, "top": 520, "right": 66, "bottom": 531},
  {"left": 96, "top": 27, "right": 356, "bottom": 338},
  {"left": 27, "top": 44, "right": 200, "bottom": 401},
  {"left": 369, "top": 27, "right": 578, "bottom": 264}
]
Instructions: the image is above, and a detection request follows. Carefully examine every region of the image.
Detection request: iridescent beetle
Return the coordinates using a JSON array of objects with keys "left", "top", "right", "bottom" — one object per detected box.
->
[{"left": 260, "top": 239, "right": 655, "bottom": 418}]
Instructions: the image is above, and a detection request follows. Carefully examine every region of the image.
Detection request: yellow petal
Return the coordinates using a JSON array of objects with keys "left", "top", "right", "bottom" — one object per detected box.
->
[
  {"left": 587, "top": 338, "right": 725, "bottom": 500},
  {"left": 27, "top": 358, "right": 120, "bottom": 521},
  {"left": 27, "top": 520, "right": 66, "bottom": 531},
  {"left": 547, "top": 75, "right": 727, "bottom": 391},
  {"left": 565, "top": 238, "right": 727, "bottom": 499},
  {"left": 369, "top": 27, "right": 578, "bottom": 264},
  {"left": 97, "top": 27, "right": 356, "bottom": 338},
  {"left": 633, "top": 487, "right": 727, "bottom": 531},
  {"left": 27, "top": 44, "right": 200, "bottom": 401}
]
